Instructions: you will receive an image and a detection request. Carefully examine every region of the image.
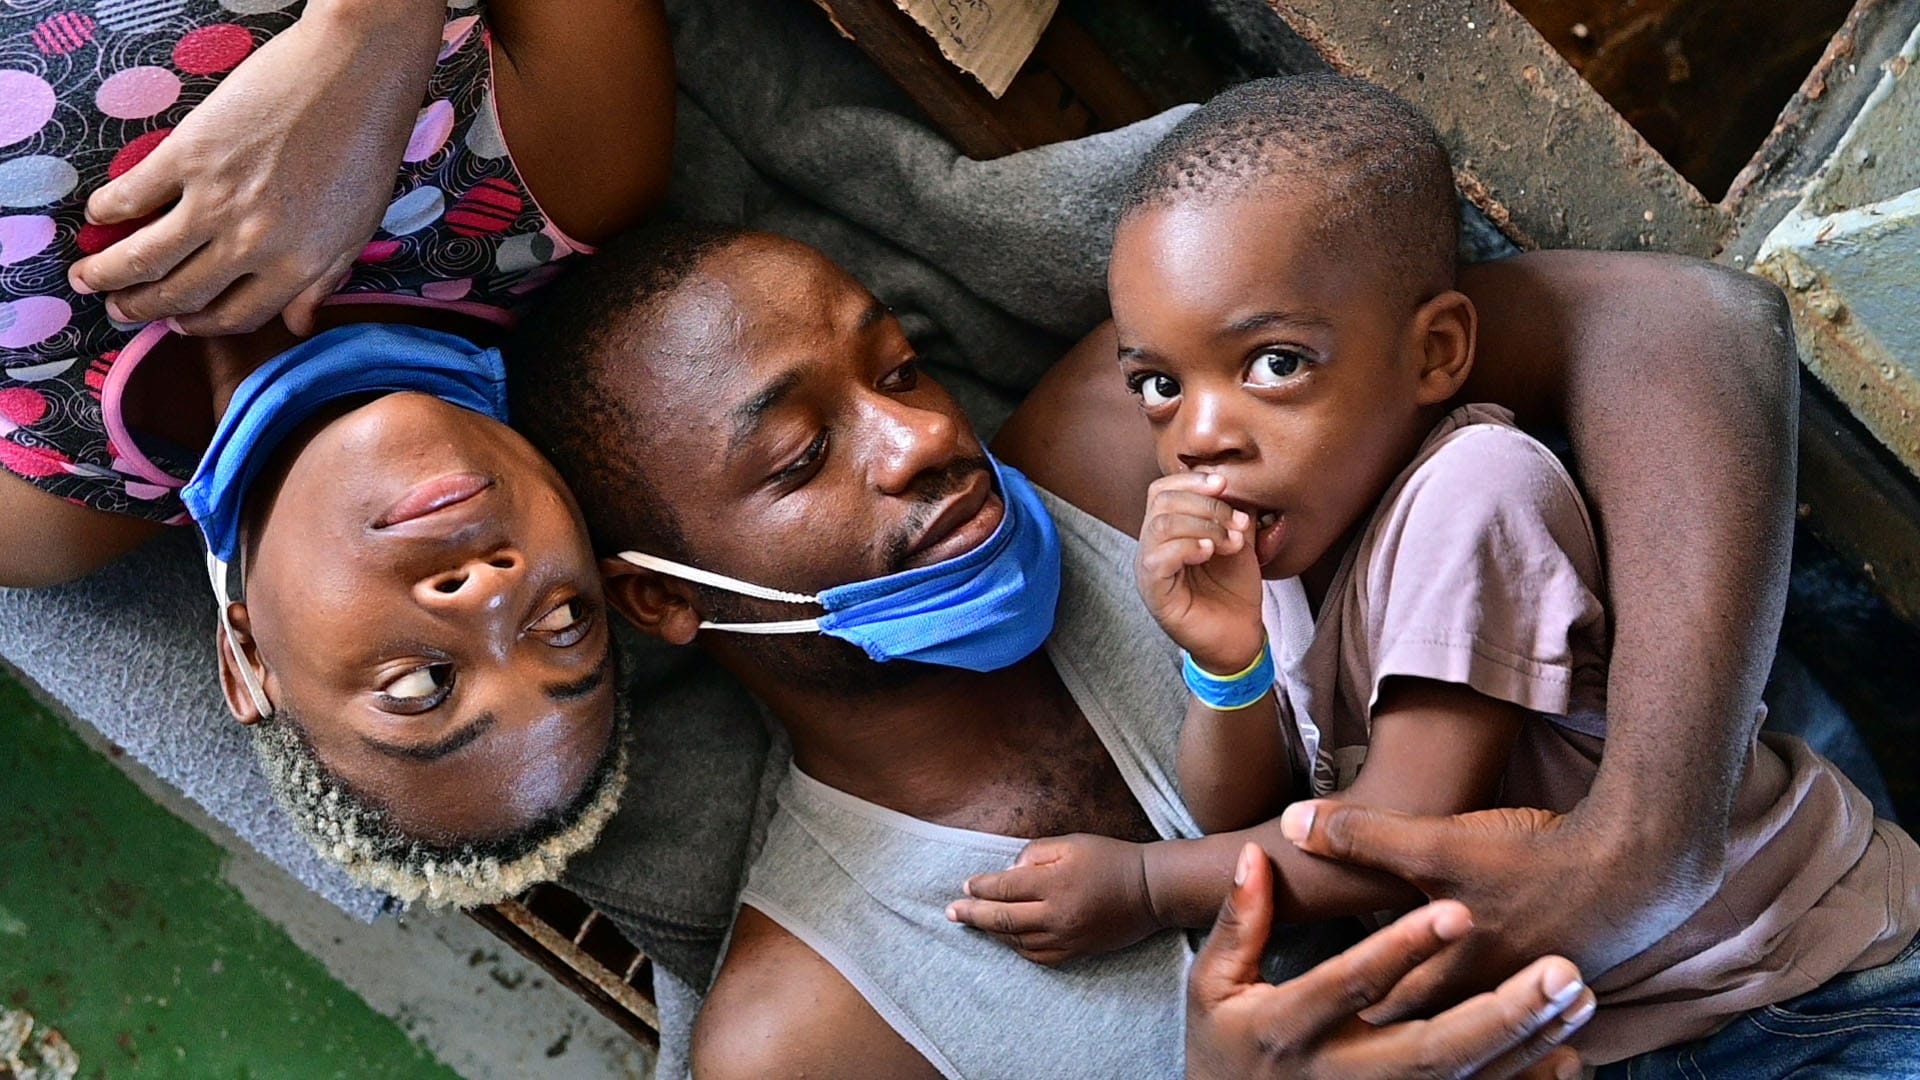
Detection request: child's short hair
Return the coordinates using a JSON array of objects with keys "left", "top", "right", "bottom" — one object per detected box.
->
[{"left": 1121, "top": 74, "right": 1460, "bottom": 305}]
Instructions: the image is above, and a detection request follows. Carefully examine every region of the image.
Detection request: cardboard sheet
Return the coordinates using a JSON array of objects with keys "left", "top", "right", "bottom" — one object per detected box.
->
[{"left": 893, "top": 0, "right": 1058, "bottom": 97}]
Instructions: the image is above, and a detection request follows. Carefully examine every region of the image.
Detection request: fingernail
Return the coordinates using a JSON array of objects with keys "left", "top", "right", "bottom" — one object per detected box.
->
[
  {"left": 1234, "top": 842, "right": 1256, "bottom": 886},
  {"left": 1231, "top": 510, "right": 1250, "bottom": 530},
  {"left": 1279, "top": 802, "right": 1316, "bottom": 844},
  {"left": 962, "top": 880, "right": 973, "bottom": 897},
  {"left": 945, "top": 904, "right": 959, "bottom": 922},
  {"left": 1563, "top": 996, "right": 1596, "bottom": 1028},
  {"left": 104, "top": 299, "right": 126, "bottom": 323},
  {"left": 68, "top": 273, "right": 93, "bottom": 296},
  {"left": 162, "top": 317, "right": 185, "bottom": 335},
  {"left": 1431, "top": 902, "right": 1474, "bottom": 941},
  {"left": 1546, "top": 971, "right": 1585, "bottom": 1012}
]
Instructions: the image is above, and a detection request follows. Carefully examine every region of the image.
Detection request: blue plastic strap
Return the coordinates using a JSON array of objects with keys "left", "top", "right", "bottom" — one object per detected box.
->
[{"left": 1182, "top": 638, "right": 1276, "bottom": 712}]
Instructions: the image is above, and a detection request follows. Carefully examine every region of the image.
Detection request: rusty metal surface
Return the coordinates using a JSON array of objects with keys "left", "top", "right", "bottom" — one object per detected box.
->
[
  {"left": 469, "top": 892, "right": 661, "bottom": 1050},
  {"left": 1258, "top": 0, "right": 1730, "bottom": 253},
  {"left": 1725, "top": 0, "right": 1920, "bottom": 250},
  {"left": 1795, "top": 386, "right": 1920, "bottom": 623},
  {"left": 1755, "top": 18, "right": 1920, "bottom": 478}
]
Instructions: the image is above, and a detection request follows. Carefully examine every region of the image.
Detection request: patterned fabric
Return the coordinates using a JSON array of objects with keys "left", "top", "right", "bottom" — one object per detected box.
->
[{"left": 0, "top": 0, "right": 586, "bottom": 521}]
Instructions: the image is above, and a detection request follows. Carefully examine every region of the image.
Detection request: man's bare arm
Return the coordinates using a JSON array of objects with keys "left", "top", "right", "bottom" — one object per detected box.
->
[{"left": 691, "top": 907, "right": 942, "bottom": 1080}]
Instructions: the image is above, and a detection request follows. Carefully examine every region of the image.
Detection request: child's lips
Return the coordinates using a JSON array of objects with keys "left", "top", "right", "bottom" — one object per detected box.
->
[{"left": 1254, "top": 511, "right": 1288, "bottom": 567}]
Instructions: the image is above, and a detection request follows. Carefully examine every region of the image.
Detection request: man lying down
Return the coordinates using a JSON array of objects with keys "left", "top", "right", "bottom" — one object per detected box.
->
[{"left": 504, "top": 209, "right": 1826, "bottom": 1076}]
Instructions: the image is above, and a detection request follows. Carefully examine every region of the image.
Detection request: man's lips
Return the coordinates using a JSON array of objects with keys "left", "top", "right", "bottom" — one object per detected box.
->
[
  {"left": 374, "top": 472, "right": 494, "bottom": 529},
  {"left": 906, "top": 470, "right": 1001, "bottom": 567}
]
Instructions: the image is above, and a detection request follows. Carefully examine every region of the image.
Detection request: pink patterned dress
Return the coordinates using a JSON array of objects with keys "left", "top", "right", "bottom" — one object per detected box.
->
[{"left": 0, "top": 1, "right": 590, "bottom": 522}]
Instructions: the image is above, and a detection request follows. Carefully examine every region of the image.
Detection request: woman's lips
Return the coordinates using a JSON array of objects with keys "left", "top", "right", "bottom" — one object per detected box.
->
[{"left": 374, "top": 472, "right": 494, "bottom": 528}]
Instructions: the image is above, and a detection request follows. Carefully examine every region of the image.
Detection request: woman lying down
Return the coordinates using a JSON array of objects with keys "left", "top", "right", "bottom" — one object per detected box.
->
[{"left": 0, "top": 0, "right": 673, "bottom": 904}]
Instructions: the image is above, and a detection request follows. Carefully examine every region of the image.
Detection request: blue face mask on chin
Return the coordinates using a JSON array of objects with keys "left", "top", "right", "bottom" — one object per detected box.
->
[{"left": 618, "top": 455, "right": 1062, "bottom": 673}]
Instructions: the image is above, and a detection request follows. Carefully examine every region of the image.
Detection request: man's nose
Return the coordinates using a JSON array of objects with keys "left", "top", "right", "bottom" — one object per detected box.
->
[
  {"left": 868, "top": 397, "right": 963, "bottom": 495},
  {"left": 1174, "top": 389, "right": 1253, "bottom": 472},
  {"left": 416, "top": 548, "right": 524, "bottom": 615}
]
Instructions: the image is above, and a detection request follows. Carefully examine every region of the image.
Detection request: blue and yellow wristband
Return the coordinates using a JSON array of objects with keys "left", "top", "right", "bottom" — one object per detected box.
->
[{"left": 1182, "top": 636, "right": 1276, "bottom": 712}]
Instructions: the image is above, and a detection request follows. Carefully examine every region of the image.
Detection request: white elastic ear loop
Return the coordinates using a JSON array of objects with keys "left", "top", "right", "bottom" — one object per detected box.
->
[
  {"left": 616, "top": 551, "right": 824, "bottom": 634},
  {"left": 206, "top": 549, "right": 275, "bottom": 719}
]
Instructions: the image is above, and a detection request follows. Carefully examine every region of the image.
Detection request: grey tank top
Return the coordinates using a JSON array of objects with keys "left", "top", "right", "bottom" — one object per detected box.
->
[{"left": 738, "top": 489, "right": 1202, "bottom": 1079}]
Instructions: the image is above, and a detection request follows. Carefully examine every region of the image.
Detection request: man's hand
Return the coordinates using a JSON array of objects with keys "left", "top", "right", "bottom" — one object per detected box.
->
[
  {"left": 1137, "top": 472, "right": 1266, "bottom": 674},
  {"left": 1276, "top": 799, "right": 1710, "bottom": 1022},
  {"left": 946, "top": 834, "right": 1163, "bottom": 965},
  {"left": 68, "top": 0, "right": 446, "bottom": 337},
  {"left": 1188, "top": 843, "right": 1592, "bottom": 1080}
]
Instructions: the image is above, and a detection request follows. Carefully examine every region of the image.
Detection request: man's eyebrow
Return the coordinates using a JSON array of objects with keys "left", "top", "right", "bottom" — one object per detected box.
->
[
  {"left": 361, "top": 711, "right": 498, "bottom": 763},
  {"left": 1225, "top": 310, "right": 1334, "bottom": 335},
  {"left": 728, "top": 369, "right": 806, "bottom": 456},
  {"left": 856, "top": 298, "right": 890, "bottom": 331},
  {"left": 545, "top": 647, "right": 611, "bottom": 703}
]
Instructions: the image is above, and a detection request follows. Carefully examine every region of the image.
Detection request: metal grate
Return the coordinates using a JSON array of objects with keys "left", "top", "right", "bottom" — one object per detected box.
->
[{"left": 469, "top": 883, "right": 660, "bottom": 1049}]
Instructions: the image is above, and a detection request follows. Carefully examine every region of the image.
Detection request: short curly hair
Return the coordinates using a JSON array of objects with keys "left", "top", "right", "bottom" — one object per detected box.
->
[
  {"left": 249, "top": 694, "right": 630, "bottom": 908},
  {"left": 1121, "top": 73, "right": 1459, "bottom": 304}
]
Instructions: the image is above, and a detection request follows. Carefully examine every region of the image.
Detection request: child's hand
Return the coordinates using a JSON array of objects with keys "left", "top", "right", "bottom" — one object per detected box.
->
[
  {"left": 946, "top": 834, "right": 1162, "bottom": 966},
  {"left": 1136, "top": 472, "right": 1266, "bottom": 674}
]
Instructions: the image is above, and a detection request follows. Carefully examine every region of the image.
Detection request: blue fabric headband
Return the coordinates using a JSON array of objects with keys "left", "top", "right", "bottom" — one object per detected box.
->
[{"left": 181, "top": 323, "right": 508, "bottom": 565}]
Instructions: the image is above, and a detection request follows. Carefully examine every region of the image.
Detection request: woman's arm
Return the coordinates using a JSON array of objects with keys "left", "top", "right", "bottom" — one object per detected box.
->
[{"left": 487, "top": 0, "right": 676, "bottom": 246}]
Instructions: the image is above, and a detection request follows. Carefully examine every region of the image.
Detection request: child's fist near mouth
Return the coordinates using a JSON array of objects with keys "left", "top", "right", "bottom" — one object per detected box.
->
[{"left": 1136, "top": 471, "right": 1268, "bottom": 674}]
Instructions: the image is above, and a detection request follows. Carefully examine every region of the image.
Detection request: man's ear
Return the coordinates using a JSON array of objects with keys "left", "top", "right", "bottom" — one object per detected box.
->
[
  {"left": 1410, "top": 290, "right": 1478, "bottom": 406},
  {"left": 600, "top": 556, "right": 703, "bottom": 646},
  {"left": 213, "top": 602, "right": 270, "bottom": 725}
]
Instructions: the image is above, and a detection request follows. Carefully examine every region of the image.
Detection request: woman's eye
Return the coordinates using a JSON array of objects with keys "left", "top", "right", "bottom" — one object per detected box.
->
[
  {"left": 1134, "top": 374, "right": 1181, "bottom": 408},
  {"left": 1248, "top": 349, "right": 1309, "bottom": 387},
  {"left": 531, "top": 599, "right": 592, "bottom": 646},
  {"left": 385, "top": 665, "right": 448, "bottom": 701}
]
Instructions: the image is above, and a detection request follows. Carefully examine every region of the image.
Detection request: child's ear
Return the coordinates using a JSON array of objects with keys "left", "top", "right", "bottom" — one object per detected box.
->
[
  {"left": 600, "top": 555, "right": 704, "bottom": 645},
  {"left": 1410, "top": 290, "right": 1477, "bottom": 406}
]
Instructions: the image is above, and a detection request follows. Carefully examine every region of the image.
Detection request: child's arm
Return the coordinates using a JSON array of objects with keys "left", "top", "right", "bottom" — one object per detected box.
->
[
  {"left": 1178, "top": 689, "right": 1293, "bottom": 834},
  {"left": 947, "top": 677, "right": 1524, "bottom": 961},
  {"left": 1133, "top": 472, "right": 1290, "bottom": 833}
]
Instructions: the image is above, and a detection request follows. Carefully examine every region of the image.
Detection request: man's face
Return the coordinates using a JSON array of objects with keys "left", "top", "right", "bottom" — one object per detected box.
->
[
  {"left": 616, "top": 236, "right": 1001, "bottom": 617},
  {"left": 1109, "top": 197, "right": 1433, "bottom": 581},
  {"left": 234, "top": 392, "right": 617, "bottom": 841}
]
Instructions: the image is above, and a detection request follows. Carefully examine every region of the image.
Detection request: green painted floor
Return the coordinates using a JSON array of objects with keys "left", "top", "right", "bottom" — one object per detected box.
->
[{"left": 0, "top": 673, "right": 463, "bottom": 1079}]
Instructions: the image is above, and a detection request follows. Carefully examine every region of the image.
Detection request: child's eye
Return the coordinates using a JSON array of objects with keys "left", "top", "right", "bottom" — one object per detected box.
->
[
  {"left": 1247, "top": 348, "right": 1310, "bottom": 387},
  {"left": 1132, "top": 374, "right": 1181, "bottom": 408}
]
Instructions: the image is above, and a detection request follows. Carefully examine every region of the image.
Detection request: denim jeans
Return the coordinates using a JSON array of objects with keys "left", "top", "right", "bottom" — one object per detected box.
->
[{"left": 1598, "top": 932, "right": 1920, "bottom": 1079}]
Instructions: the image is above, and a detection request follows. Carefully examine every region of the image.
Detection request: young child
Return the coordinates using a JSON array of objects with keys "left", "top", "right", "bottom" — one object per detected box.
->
[{"left": 949, "top": 74, "right": 1920, "bottom": 1072}]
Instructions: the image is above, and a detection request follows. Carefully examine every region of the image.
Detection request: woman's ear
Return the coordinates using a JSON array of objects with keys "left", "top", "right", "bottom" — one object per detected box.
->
[
  {"left": 213, "top": 603, "right": 270, "bottom": 725},
  {"left": 1411, "top": 290, "right": 1478, "bottom": 406},
  {"left": 600, "top": 556, "right": 703, "bottom": 646}
]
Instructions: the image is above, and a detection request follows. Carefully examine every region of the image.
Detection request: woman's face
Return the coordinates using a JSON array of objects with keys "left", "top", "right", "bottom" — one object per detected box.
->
[{"left": 225, "top": 392, "right": 616, "bottom": 842}]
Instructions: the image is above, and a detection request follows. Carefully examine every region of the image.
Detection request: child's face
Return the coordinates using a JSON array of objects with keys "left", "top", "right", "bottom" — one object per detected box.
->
[{"left": 1109, "top": 196, "right": 1451, "bottom": 582}]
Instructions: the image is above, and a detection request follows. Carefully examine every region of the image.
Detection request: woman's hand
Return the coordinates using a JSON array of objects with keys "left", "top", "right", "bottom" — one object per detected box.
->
[
  {"left": 947, "top": 834, "right": 1163, "bottom": 965},
  {"left": 1188, "top": 843, "right": 1592, "bottom": 1080},
  {"left": 68, "top": 0, "right": 447, "bottom": 337}
]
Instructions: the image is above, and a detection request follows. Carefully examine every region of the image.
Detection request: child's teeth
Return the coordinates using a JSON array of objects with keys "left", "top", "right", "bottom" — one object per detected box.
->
[{"left": 1258, "top": 511, "right": 1277, "bottom": 528}]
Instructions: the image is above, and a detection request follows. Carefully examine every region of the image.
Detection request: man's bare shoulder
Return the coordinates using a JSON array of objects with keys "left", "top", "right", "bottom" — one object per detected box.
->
[
  {"left": 690, "top": 906, "right": 943, "bottom": 1080},
  {"left": 993, "top": 321, "right": 1159, "bottom": 538}
]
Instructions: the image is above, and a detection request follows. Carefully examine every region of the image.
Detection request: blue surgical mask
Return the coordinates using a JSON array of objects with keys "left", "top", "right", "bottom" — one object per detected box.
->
[
  {"left": 180, "top": 323, "right": 509, "bottom": 718},
  {"left": 619, "top": 455, "right": 1061, "bottom": 672}
]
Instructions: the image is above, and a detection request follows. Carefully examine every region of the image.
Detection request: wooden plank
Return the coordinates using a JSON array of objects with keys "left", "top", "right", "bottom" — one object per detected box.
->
[{"left": 1259, "top": 0, "right": 1731, "bottom": 254}]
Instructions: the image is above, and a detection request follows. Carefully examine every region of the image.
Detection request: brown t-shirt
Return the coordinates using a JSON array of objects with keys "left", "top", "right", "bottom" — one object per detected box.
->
[{"left": 1260, "top": 404, "right": 1920, "bottom": 1064}]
